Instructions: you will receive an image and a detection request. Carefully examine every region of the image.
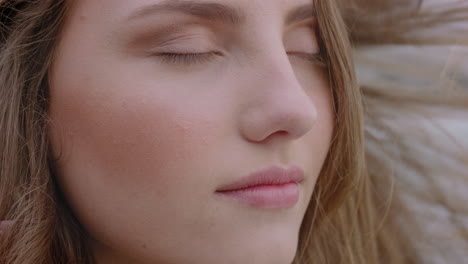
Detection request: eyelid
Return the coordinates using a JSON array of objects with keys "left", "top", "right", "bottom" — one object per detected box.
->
[
  {"left": 157, "top": 33, "right": 215, "bottom": 48},
  {"left": 283, "top": 24, "right": 320, "bottom": 56},
  {"left": 146, "top": 38, "right": 220, "bottom": 62},
  {"left": 128, "top": 23, "right": 220, "bottom": 55},
  {"left": 287, "top": 52, "right": 326, "bottom": 66}
]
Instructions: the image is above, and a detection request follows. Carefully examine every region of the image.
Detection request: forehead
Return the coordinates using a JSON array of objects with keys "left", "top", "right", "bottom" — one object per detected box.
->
[{"left": 67, "top": 0, "right": 316, "bottom": 23}]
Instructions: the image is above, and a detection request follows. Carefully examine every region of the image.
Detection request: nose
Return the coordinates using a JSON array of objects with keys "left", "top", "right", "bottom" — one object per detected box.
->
[{"left": 238, "top": 52, "right": 318, "bottom": 143}]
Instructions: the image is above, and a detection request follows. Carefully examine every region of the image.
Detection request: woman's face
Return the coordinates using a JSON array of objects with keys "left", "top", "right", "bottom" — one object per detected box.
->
[{"left": 48, "top": 0, "right": 333, "bottom": 263}]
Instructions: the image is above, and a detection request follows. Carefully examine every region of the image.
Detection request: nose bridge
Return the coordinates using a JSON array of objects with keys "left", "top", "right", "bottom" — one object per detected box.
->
[
  {"left": 239, "top": 46, "right": 318, "bottom": 143},
  {"left": 260, "top": 52, "right": 316, "bottom": 114},
  {"left": 246, "top": 37, "right": 301, "bottom": 93}
]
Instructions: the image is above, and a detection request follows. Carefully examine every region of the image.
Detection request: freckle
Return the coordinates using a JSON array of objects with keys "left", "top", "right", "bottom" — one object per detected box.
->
[
  {"left": 79, "top": 15, "right": 87, "bottom": 22},
  {"left": 174, "top": 119, "right": 193, "bottom": 135},
  {"left": 141, "top": 243, "right": 147, "bottom": 249}
]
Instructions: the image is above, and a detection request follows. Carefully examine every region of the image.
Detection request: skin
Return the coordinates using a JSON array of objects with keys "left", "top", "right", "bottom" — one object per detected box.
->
[{"left": 48, "top": 0, "right": 334, "bottom": 263}]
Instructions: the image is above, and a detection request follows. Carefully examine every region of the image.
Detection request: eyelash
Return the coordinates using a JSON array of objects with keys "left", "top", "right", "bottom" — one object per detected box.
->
[
  {"left": 157, "top": 51, "right": 325, "bottom": 66},
  {"left": 158, "top": 52, "right": 221, "bottom": 65},
  {"left": 287, "top": 52, "right": 326, "bottom": 66}
]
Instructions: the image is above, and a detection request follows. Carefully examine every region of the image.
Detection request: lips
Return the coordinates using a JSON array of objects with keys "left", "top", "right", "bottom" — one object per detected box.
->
[{"left": 215, "top": 165, "right": 305, "bottom": 209}]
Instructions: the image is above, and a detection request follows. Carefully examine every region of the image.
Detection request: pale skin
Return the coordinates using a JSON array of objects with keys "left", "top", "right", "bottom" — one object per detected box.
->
[{"left": 48, "top": 0, "right": 334, "bottom": 263}]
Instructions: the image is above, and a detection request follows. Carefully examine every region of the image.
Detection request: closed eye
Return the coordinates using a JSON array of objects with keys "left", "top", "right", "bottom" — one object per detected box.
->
[
  {"left": 155, "top": 51, "right": 325, "bottom": 67},
  {"left": 287, "top": 52, "right": 326, "bottom": 66},
  {"left": 156, "top": 52, "right": 222, "bottom": 65}
]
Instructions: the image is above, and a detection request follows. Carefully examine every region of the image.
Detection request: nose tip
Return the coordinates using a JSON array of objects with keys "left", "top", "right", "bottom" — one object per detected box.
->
[{"left": 240, "top": 90, "right": 318, "bottom": 143}]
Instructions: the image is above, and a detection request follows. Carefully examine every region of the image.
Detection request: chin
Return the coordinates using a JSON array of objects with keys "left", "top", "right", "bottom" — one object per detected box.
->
[
  {"left": 216, "top": 228, "right": 299, "bottom": 264},
  {"left": 222, "top": 244, "right": 297, "bottom": 264}
]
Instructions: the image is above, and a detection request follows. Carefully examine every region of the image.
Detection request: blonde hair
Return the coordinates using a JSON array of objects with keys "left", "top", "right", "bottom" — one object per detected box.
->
[
  {"left": 345, "top": 0, "right": 468, "bottom": 263},
  {"left": 0, "top": 1, "right": 93, "bottom": 263},
  {"left": 1, "top": 0, "right": 465, "bottom": 263}
]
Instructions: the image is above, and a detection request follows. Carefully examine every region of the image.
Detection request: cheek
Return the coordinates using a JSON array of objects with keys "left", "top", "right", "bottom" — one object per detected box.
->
[
  {"left": 49, "top": 90, "right": 216, "bottom": 192},
  {"left": 47, "top": 78, "right": 228, "bottom": 242},
  {"left": 295, "top": 65, "right": 335, "bottom": 195}
]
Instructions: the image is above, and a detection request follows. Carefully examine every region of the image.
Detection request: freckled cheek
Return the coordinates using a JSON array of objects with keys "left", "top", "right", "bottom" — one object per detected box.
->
[
  {"left": 51, "top": 97, "right": 217, "bottom": 195},
  {"left": 298, "top": 69, "right": 335, "bottom": 182}
]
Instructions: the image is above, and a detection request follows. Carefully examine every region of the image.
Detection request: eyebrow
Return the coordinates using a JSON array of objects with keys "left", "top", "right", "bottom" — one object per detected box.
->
[
  {"left": 126, "top": 1, "right": 316, "bottom": 26},
  {"left": 286, "top": 4, "right": 316, "bottom": 25},
  {"left": 126, "top": 1, "right": 243, "bottom": 24}
]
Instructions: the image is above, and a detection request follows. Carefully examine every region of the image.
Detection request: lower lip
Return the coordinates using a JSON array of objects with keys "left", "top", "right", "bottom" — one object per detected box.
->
[{"left": 215, "top": 183, "right": 300, "bottom": 209}]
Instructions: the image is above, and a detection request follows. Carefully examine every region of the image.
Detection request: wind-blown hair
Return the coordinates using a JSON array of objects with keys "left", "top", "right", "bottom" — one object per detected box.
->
[{"left": 346, "top": 0, "right": 468, "bottom": 263}]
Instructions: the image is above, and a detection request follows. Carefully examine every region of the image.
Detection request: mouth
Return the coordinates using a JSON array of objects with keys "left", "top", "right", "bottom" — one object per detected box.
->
[{"left": 215, "top": 165, "right": 304, "bottom": 209}]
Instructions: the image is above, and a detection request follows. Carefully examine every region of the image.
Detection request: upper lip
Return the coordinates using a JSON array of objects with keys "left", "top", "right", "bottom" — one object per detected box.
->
[{"left": 216, "top": 165, "right": 305, "bottom": 192}]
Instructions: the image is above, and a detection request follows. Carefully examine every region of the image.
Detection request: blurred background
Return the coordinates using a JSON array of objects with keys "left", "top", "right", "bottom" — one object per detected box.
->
[{"left": 349, "top": 0, "right": 468, "bottom": 263}]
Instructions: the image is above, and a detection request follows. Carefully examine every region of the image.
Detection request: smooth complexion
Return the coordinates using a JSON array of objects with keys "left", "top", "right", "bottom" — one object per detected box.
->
[{"left": 48, "top": 0, "right": 334, "bottom": 263}]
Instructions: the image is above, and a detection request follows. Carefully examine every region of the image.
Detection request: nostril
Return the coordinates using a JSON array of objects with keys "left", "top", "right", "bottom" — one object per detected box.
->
[
  {"left": 276, "top": 131, "right": 289, "bottom": 136},
  {"left": 264, "top": 130, "right": 290, "bottom": 142}
]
